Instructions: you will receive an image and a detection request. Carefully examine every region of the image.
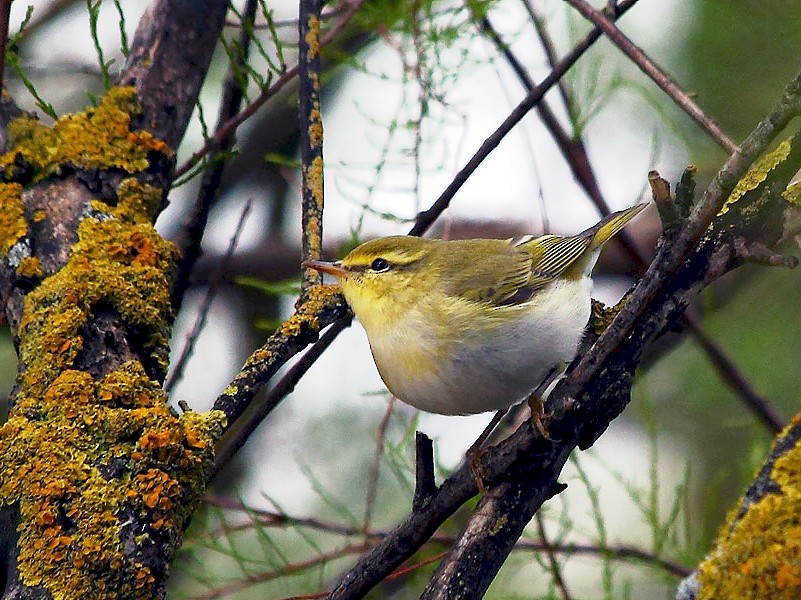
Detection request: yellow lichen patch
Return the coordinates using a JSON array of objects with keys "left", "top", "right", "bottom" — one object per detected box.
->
[
  {"left": 697, "top": 417, "right": 801, "bottom": 599},
  {"left": 783, "top": 182, "right": 801, "bottom": 206},
  {"left": 1, "top": 86, "right": 171, "bottom": 183},
  {"left": 304, "top": 14, "right": 321, "bottom": 60},
  {"left": 0, "top": 182, "right": 25, "bottom": 255},
  {"left": 305, "top": 155, "right": 324, "bottom": 209},
  {"left": 280, "top": 283, "right": 343, "bottom": 337},
  {"left": 14, "top": 208, "right": 179, "bottom": 393},
  {"left": 589, "top": 297, "right": 628, "bottom": 336},
  {"left": 718, "top": 139, "right": 792, "bottom": 219},
  {"left": 16, "top": 256, "right": 42, "bottom": 278},
  {"left": 308, "top": 114, "right": 323, "bottom": 148}
]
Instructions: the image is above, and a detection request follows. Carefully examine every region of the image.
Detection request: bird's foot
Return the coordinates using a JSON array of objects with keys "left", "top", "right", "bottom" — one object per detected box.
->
[{"left": 527, "top": 393, "right": 558, "bottom": 441}]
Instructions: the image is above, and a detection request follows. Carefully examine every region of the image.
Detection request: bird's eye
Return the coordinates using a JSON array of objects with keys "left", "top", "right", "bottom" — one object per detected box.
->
[{"left": 370, "top": 257, "right": 390, "bottom": 272}]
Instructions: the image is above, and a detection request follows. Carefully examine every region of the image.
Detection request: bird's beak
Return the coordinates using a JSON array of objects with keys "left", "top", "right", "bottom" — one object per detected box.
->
[{"left": 302, "top": 259, "right": 350, "bottom": 278}]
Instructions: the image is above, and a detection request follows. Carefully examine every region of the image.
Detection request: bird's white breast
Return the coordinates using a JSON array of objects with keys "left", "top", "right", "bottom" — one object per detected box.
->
[{"left": 363, "top": 278, "right": 592, "bottom": 415}]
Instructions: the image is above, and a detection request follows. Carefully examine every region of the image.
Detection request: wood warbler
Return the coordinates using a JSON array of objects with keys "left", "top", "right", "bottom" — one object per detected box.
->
[{"left": 303, "top": 204, "right": 647, "bottom": 416}]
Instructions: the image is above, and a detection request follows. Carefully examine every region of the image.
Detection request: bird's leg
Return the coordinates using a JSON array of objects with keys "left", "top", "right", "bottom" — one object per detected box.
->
[
  {"left": 527, "top": 367, "right": 562, "bottom": 441},
  {"left": 465, "top": 409, "right": 506, "bottom": 495}
]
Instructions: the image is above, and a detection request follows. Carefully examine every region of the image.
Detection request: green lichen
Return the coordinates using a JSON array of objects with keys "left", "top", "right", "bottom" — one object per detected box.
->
[
  {"left": 1, "top": 86, "right": 171, "bottom": 183},
  {"left": 697, "top": 415, "right": 801, "bottom": 599},
  {"left": 0, "top": 88, "right": 224, "bottom": 599}
]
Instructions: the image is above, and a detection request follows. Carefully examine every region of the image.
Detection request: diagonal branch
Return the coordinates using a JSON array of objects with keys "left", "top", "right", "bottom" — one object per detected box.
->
[
  {"left": 409, "top": 0, "right": 640, "bottom": 236},
  {"left": 564, "top": 0, "right": 738, "bottom": 154}
]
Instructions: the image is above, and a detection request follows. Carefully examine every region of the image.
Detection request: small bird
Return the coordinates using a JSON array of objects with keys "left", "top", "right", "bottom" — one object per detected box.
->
[{"left": 303, "top": 204, "right": 646, "bottom": 419}]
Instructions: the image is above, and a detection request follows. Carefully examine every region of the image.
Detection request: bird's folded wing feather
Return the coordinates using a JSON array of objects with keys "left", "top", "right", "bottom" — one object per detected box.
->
[
  {"left": 440, "top": 232, "right": 595, "bottom": 308},
  {"left": 517, "top": 233, "right": 595, "bottom": 290},
  {"left": 439, "top": 241, "right": 535, "bottom": 306}
]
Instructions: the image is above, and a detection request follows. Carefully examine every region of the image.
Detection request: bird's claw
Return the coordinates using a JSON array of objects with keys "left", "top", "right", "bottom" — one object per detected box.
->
[{"left": 527, "top": 394, "right": 558, "bottom": 441}]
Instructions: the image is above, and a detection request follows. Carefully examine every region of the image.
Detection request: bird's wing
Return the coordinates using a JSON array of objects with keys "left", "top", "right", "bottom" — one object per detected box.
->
[
  {"left": 516, "top": 232, "right": 595, "bottom": 291},
  {"left": 437, "top": 240, "right": 535, "bottom": 306}
]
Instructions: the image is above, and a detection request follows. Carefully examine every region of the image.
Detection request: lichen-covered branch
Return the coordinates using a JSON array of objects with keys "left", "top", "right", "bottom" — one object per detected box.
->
[
  {"left": 678, "top": 415, "right": 801, "bottom": 599},
  {"left": 0, "top": 2, "right": 231, "bottom": 598},
  {"left": 298, "top": 0, "right": 325, "bottom": 292},
  {"left": 0, "top": 90, "right": 223, "bottom": 599},
  {"left": 211, "top": 285, "right": 348, "bottom": 429}
]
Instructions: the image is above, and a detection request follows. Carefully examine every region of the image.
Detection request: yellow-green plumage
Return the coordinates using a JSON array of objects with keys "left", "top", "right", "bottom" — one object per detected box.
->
[{"left": 309, "top": 204, "right": 646, "bottom": 415}]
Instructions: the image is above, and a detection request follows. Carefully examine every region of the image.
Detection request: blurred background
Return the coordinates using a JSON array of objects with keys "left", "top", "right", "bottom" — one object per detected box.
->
[{"left": 2, "top": 0, "right": 801, "bottom": 598}]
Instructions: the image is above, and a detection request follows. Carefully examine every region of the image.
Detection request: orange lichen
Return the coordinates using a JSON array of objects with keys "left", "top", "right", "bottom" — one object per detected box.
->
[
  {"left": 697, "top": 415, "right": 801, "bottom": 599},
  {"left": 304, "top": 14, "right": 321, "bottom": 60},
  {"left": 305, "top": 155, "right": 324, "bottom": 209},
  {"left": 308, "top": 106, "right": 323, "bottom": 148}
]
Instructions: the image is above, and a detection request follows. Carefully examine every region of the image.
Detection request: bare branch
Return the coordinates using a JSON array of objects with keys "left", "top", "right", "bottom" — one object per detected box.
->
[
  {"left": 118, "top": 0, "right": 229, "bottom": 148},
  {"left": 165, "top": 199, "right": 253, "bottom": 395},
  {"left": 564, "top": 0, "right": 738, "bottom": 155},
  {"left": 409, "top": 0, "right": 640, "bottom": 236}
]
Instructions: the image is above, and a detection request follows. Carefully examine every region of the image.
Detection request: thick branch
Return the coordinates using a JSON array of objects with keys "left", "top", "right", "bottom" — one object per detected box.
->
[{"left": 119, "top": 0, "right": 229, "bottom": 149}]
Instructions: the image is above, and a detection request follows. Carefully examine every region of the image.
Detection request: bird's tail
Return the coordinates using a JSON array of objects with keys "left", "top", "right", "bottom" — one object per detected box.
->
[{"left": 587, "top": 203, "right": 649, "bottom": 250}]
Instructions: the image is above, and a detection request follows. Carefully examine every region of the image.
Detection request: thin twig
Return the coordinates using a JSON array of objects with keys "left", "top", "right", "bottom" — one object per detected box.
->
[
  {"left": 164, "top": 200, "right": 252, "bottom": 395},
  {"left": 688, "top": 319, "right": 783, "bottom": 433},
  {"left": 536, "top": 512, "right": 573, "bottom": 600},
  {"left": 564, "top": 0, "right": 738, "bottom": 155},
  {"left": 171, "top": 0, "right": 259, "bottom": 312},
  {"left": 363, "top": 397, "right": 395, "bottom": 534},
  {"left": 299, "top": 0, "right": 325, "bottom": 292},
  {"left": 183, "top": 543, "right": 372, "bottom": 600},
  {"left": 191, "top": 500, "right": 691, "bottom": 591},
  {"left": 174, "top": 0, "right": 367, "bottom": 180},
  {"left": 409, "top": 0, "right": 640, "bottom": 236},
  {"left": 224, "top": 5, "right": 346, "bottom": 30},
  {"left": 523, "top": 0, "right": 576, "bottom": 120}
]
